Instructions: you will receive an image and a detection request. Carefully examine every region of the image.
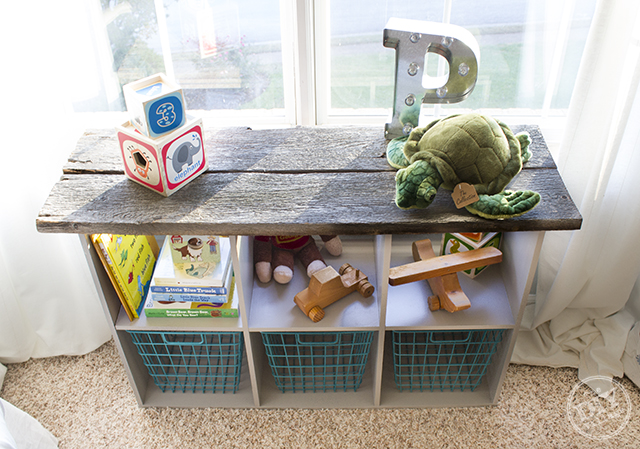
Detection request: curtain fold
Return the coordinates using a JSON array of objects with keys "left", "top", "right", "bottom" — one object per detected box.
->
[{"left": 513, "top": 0, "right": 640, "bottom": 392}]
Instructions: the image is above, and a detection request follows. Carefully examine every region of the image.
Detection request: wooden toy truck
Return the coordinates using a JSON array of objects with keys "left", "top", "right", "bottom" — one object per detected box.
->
[
  {"left": 294, "top": 263, "right": 374, "bottom": 322},
  {"left": 388, "top": 239, "right": 502, "bottom": 313}
]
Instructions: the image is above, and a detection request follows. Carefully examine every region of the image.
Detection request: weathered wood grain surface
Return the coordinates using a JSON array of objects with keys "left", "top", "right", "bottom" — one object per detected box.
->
[
  {"left": 62, "top": 125, "right": 557, "bottom": 174},
  {"left": 37, "top": 125, "right": 581, "bottom": 236}
]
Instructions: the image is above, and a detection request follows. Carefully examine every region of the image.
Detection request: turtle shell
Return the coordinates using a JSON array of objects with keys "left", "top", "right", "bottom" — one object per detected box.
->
[{"left": 404, "top": 113, "right": 523, "bottom": 194}]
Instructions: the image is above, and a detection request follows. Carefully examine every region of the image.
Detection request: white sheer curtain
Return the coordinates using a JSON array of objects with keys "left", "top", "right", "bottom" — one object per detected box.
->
[
  {"left": 0, "top": 2, "right": 111, "bottom": 387},
  {"left": 513, "top": 0, "right": 640, "bottom": 392}
]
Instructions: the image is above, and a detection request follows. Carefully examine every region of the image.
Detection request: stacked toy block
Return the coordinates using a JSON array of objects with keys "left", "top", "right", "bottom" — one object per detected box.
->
[
  {"left": 116, "top": 73, "right": 207, "bottom": 196},
  {"left": 440, "top": 232, "right": 502, "bottom": 278}
]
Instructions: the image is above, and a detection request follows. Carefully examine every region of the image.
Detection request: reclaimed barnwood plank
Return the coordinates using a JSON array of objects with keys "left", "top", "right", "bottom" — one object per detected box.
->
[
  {"left": 36, "top": 168, "right": 581, "bottom": 236},
  {"left": 62, "top": 125, "right": 556, "bottom": 174}
]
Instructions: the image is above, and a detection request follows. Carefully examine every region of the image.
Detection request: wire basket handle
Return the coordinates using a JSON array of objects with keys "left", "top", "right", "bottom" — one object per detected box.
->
[
  {"left": 429, "top": 331, "right": 472, "bottom": 344},
  {"left": 161, "top": 333, "right": 205, "bottom": 346},
  {"left": 296, "top": 333, "right": 341, "bottom": 346}
]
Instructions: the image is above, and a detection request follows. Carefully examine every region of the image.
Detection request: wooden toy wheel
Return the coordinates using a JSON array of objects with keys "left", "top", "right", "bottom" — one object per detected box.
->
[
  {"left": 358, "top": 281, "right": 375, "bottom": 297},
  {"left": 428, "top": 295, "right": 441, "bottom": 311},
  {"left": 308, "top": 306, "right": 325, "bottom": 322}
]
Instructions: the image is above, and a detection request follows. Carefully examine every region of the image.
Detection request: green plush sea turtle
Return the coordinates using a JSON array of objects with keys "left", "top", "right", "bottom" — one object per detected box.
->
[{"left": 387, "top": 113, "right": 541, "bottom": 219}]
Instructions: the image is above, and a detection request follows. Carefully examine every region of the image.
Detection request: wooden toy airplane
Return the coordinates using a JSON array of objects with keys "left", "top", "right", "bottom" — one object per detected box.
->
[
  {"left": 294, "top": 263, "right": 374, "bottom": 322},
  {"left": 388, "top": 239, "right": 502, "bottom": 313}
]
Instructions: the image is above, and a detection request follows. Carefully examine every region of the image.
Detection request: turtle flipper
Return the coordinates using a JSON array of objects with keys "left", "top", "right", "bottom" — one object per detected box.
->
[
  {"left": 387, "top": 136, "right": 410, "bottom": 169},
  {"left": 465, "top": 190, "right": 541, "bottom": 219},
  {"left": 395, "top": 160, "right": 443, "bottom": 209},
  {"left": 516, "top": 132, "right": 532, "bottom": 163}
]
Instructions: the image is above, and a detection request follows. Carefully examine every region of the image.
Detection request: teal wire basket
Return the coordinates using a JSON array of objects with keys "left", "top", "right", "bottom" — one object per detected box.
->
[
  {"left": 392, "top": 329, "right": 504, "bottom": 392},
  {"left": 262, "top": 331, "right": 374, "bottom": 393},
  {"left": 128, "top": 331, "right": 243, "bottom": 394}
]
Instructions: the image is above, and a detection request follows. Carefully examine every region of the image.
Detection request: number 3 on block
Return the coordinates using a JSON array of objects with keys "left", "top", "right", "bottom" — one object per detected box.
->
[{"left": 155, "top": 102, "right": 176, "bottom": 128}]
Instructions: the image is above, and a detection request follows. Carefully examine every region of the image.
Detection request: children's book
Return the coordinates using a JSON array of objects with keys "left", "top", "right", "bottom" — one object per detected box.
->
[
  {"left": 148, "top": 288, "right": 228, "bottom": 304},
  {"left": 166, "top": 235, "right": 221, "bottom": 265},
  {"left": 92, "top": 234, "right": 158, "bottom": 320},
  {"left": 92, "top": 234, "right": 135, "bottom": 320},
  {"left": 150, "top": 284, "right": 227, "bottom": 295},
  {"left": 152, "top": 236, "right": 232, "bottom": 287},
  {"left": 144, "top": 272, "right": 238, "bottom": 318}
]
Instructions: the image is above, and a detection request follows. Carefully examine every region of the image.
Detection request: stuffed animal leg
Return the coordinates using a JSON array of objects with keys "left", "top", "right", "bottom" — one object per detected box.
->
[
  {"left": 254, "top": 236, "right": 274, "bottom": 283},
  {"left": 253, "top": 235, "right": 342, "bottom": 284},
  {"left": 272, "top": 241, "right": 326, "bottom": 284},
  {"left": 320, "top": 235, "right": 342, "bottom": 257}
]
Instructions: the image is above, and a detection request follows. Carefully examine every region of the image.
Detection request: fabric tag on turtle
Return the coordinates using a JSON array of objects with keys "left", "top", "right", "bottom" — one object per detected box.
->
[{"left": 452, "top": 183, "right": 479, "bottom": 209}]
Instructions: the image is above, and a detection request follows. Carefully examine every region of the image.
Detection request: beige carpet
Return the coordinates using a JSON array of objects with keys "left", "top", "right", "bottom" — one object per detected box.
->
[{"left": 1, "top": 339, "right": 639, "bottom": 449}]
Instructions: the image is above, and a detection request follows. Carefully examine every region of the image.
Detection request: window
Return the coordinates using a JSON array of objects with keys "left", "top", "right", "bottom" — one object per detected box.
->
[
  {"left": 95, "top": 0, "right": 291, "bottom": 125},
  {"left": 85, "top": 0, "right": 596, "bottom": 130},
  {"left": 317, "top": 0, "right": 596, "bottom": 127}
]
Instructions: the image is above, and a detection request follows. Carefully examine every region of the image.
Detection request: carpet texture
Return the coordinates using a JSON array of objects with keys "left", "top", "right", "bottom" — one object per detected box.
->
[{"left": 1, "top": 339, "right": 639, "bottom": 448}]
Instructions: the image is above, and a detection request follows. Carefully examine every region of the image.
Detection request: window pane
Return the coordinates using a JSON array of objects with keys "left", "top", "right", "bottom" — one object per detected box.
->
[
  {"left": 446, "top": 0, "right": 596, "bottom": 111},
  {"left": 327, "top": 0, "right": 596, "bottom": 117},
  {"left": 103, "top": 0, "right": 164, "bottom": 101},
  {"left": 329, "top": 1, "right": 444, "bottom": 110},
  {"left": 102, "top": 0, "right": 284, "bottom": 112}
]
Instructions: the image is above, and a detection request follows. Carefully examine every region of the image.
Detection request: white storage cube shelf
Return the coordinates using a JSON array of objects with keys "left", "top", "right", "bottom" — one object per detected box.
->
[{"left": 104, "top": 232, "right": 542, "bottom": 409}]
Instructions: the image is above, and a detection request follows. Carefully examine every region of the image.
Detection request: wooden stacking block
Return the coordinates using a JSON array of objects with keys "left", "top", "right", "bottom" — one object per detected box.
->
[
  {"left": 123, "top": 73, "right": 186, "bottom": 138},
  {"left": 116, "top": 116, "right": 206, "bottom": 196},
  {"left": 441, "top": 232, "right": 502, "bottom": 278},
  {"left": 388, "top": 238, "right": 503, "bottom": 313}
]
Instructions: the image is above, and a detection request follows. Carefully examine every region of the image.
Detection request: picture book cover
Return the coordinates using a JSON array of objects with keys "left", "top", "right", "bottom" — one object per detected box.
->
[
  {"left": 94, "top": 234, "right": 157, "bottom": 319},
  {"left": 167, "top": 235, "right": 221, "bottom": 265},
  {"left": 92, "top": 234, "right": 135, "bottom": 321},
  {"left": 153, "top": 236, "right": 231, "bottom": 287}
]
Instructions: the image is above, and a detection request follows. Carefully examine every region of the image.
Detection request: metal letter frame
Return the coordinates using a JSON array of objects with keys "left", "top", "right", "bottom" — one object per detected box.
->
[{"left": 384, "top": 18, "right": 480, "bottom": 139}]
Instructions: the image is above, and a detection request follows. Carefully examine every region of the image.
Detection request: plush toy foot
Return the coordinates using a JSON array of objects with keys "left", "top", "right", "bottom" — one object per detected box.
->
[
  {"left": 386, "top": 136, "right": 410, "bottom": 169},
  {"left": 395, "top": 160, "right": 441, "bottom": 209},
  {"left": 273, "top": 265, "right": 293, "bottom": 284},
  {"left": 306, "top": 260, "right": 327, "bottom": 277},
  {"left": 323, "top": 236, "right": 343, "bottom": 257},
  {"left": 465, "top": 190, "right": 541, "bottom": 219},
  {"left": 255, "top": 262, "right": 273, "bottom": 283}
]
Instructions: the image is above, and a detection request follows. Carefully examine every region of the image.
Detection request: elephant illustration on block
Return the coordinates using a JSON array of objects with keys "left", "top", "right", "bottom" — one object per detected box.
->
[{"left": 171, "top": 139, "right": 201, "bottom": 173}]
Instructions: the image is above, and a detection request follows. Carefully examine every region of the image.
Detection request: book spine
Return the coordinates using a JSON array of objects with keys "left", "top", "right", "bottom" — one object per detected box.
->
[
  {"left": 149, "top": 293, "right": 228, "bottom": 303},
  {"left": 150, "top": 286, "right": 227, "bottom": 295},
  {"left": 144, "top": 308, "right": 239, "bottom": 318},
  {"left": 152, "top": 278, "right": 226, "bottom": 287}
]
